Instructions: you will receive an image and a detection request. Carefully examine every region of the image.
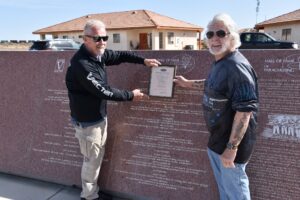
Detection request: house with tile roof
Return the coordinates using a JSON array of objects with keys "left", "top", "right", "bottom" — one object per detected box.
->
[
  {"left": 255, "top": 8, "right": 300, "bottom": 45},
  {"left": 33, "top": 10, "right": 203, "bottom": 50}
]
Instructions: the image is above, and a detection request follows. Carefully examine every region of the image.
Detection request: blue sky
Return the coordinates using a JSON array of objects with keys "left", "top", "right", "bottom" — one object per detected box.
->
[{"left": 0, "top": 0, "right": 299, "bottom": 40}]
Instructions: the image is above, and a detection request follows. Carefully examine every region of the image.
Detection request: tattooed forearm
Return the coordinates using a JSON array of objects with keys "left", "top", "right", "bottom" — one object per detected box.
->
[
  {"left": 192, "top": 80, "right": 205, "bottom": 90},
  {"left": 229, "top": 112, "right": 252, "bottom": 146}
]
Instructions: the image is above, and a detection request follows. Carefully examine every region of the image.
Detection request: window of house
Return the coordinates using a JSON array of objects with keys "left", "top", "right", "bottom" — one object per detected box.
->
[
  {"left": 159, "top": 32, "right": 163, "bottom": 49},
  {"left": 168, "top": 32, "right": 174, "bottom": 44},
  {"left": 282, "top": 29, "right": 291, "bottom": 41},
  {"left": 62, "top": 35, "right": 68, "bottom": 39},
  {"left": 113, "top": 33, "right": 120, "bottom": 43},
  {"left": 147, "top": 33, "right": 152, "bottom": 49}
]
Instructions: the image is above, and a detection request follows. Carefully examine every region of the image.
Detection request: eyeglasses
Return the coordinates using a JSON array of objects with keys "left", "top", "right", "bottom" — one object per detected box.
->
[
  {"left": 206, "top": 30, "right": 230, "bottom": 39},
  {"left": 85, "top": 35, "right": 109, "bottom": 42}
]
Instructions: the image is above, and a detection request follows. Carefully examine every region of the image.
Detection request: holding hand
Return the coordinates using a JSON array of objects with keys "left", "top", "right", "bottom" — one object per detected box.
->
[
  {"left": 132, "top": 89, "right": 148, "bottom": 101},
  {"left": 144, "top": 59, "right": 161, "bottom": 67},
  {"left": 174, "top": 76, "right": 205, "bottom": 90},
  {"left": 174, "top": 75, "right": 190, "bottom": 88}
]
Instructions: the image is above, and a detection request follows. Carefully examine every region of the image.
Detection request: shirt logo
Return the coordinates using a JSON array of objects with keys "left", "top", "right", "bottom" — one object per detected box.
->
[{"left": 87, "top": 72, "right": 113, "bottom": 97}]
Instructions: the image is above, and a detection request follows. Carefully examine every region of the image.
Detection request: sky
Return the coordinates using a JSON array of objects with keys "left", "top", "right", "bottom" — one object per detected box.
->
[{"left": 0, "top": 0, "right": 299, "bottom": 40}]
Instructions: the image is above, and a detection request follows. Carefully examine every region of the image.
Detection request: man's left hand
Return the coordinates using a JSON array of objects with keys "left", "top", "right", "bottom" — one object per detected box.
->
[
  {"left": 220, "top": 149, "right": 237, "bottom": 168},
  {"left": 144, "top": 59, "right": 161, "bottom": 67}
]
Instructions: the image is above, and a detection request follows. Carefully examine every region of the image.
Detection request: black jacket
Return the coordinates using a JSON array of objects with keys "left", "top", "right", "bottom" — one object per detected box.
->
[{"left": 65, "top": 44, "right": 145, "bottom": 122}]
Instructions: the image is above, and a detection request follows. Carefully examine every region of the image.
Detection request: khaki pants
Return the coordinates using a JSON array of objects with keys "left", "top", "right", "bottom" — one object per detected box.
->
[{"left": 74, "top": 119, "right": 107, "bottom": 200}]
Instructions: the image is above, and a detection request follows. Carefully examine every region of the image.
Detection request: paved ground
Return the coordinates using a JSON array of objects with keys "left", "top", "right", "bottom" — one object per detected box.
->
[
  {"left": 0, "top": 172, "right": 132, "bottom": 200},
  {"left": 0, "top": 172, "right": 81, "bottom": 200}
]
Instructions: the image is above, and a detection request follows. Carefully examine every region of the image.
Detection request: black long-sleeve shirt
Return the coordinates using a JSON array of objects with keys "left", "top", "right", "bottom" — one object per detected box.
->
[
  {"left": 65, "top": 44, "right": 145, "bottom": 123},
  {"left": 203, "top": 50, "right": 259, "bottom": 163}
]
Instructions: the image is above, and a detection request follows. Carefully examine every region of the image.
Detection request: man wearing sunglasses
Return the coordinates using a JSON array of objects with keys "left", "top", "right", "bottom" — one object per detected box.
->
[
  {"left": 174, "top": 13, "right": 258, "bottom": 200},
  {"left": 65, "top": 20, "right": 161, "bottom": 200}
]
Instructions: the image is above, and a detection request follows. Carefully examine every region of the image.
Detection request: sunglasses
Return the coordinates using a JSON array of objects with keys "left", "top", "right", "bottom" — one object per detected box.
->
[
  {"left": 206, "top": 30, "right": 229, "bottom": 39},
  {"left": 85, "top": 35, "right": 109, "bottom": 42}
]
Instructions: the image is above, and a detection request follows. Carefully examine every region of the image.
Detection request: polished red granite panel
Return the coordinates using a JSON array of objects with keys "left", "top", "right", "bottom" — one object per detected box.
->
[
  {"left": 99, "top": 51, "right": 218, "bottom": 200},
  {"left": 242, "top": 50, "right": 300, "bottom": 200},
  {"left": 0, "top": 50, "right": 299, "bottom": 200},
  {"left": 0, "top": 51, "right": 81, "bottom": 185}
]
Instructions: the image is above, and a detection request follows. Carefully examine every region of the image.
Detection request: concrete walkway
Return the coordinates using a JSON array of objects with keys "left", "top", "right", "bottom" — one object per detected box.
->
[
  {"left": 0, "top": 172, "right": 81, "bottom": 200},
  {"left": 0, "top": 173, "right": 131, "bottom": 200}
]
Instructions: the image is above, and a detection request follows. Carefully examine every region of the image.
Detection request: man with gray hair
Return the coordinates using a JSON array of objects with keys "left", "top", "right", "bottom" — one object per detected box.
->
[
  {"left": 174, "top": 13, "right": 258, "bottom": 200},
  {"left": 66, "top": 19, "right": 161, "bottom": 200}
]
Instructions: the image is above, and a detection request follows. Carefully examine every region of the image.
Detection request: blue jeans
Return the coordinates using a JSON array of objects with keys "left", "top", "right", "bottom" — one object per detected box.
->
[{"left": 207, "top": 148, "right": 251, "bottom": 200}]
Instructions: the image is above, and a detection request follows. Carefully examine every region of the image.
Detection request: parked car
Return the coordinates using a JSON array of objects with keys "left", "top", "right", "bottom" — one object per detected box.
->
[
  {"left": 183, "top": 45, "right": 194, "bottom": 50},
  {"left": 29, "top": 39, "right": 80, "bottom": 51},
  {"left": 239, "top": 32, "right": 298, "bottom": 49}
]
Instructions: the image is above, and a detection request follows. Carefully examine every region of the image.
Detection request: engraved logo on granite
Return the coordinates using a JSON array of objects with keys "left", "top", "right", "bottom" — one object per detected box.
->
[
  {"left": 175, "top": 54, "right": 196, "bottom": 75},
  {"left": 263, "top": 114, "right": 300, "bottom": 141},
  {"left": 282, "top": 54, "right": 300, "bottom": 77},
  {"left": 158, "top": 54, "right": 196, "bottom": 75},
  {"left": 54, "top": 59, "right": 65, "bottom": 73}
]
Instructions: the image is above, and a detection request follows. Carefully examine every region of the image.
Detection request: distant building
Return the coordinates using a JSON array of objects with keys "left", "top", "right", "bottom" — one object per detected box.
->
[
  {"left": 255, "top": 8, "right": 300, "bottom": 45},
  {"left": 33, "top": 10, "right": 203, "bottom": 50}
]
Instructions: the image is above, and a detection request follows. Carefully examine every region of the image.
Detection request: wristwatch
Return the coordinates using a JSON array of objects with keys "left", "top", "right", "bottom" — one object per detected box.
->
[{"left": 226, "top": 142, "right": 238, "bottom": 150}]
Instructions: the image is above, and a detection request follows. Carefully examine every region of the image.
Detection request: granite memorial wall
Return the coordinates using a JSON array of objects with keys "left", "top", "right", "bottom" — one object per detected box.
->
[{"left": 0, "top": 50, "right": 299, "bottom": 200}]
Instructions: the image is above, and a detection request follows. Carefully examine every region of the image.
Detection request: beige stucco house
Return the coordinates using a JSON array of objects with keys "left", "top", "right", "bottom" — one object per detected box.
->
[
  {"left": 33, "top": 10, "right": 203, "bottom": 50},
  {"left": 255, "top": 8, "right": 300, "bottom": 45}
]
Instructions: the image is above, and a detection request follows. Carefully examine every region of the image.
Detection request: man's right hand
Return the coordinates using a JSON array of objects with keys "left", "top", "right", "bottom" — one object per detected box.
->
[
  {"left": 174, "top": 75, "right": 191, "bottom": 88},
  {"left": 174, "top": 76, "right": 205, "bottom": 90},
  {"left": 132, "top": 89, "right": 148, "bottom": 101}
]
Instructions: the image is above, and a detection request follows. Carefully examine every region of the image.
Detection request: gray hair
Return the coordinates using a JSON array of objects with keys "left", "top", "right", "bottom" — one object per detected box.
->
[
  {"left": 83, "top": 20, "right": 106, "bottom": 35},
  {"left": 206, "top": 13, "right": 241, "bottom": 49}
]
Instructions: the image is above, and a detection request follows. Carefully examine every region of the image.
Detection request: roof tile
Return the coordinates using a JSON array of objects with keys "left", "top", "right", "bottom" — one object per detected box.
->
[
  {"left": 33, "top": 10, "right": 202, "bottom": 34},
  {"left": 256, "top": 8, "right": 300, "bottom": 27}
]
